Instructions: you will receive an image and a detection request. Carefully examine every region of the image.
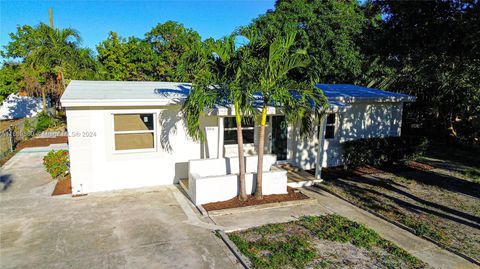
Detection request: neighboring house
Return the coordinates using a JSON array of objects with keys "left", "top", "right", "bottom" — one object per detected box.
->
[
  {"left": 60, "top": 80, "right": 415, "bottom": 195},
  {"left": 0, "top": 93, "right": 44, "bottom": 120}
]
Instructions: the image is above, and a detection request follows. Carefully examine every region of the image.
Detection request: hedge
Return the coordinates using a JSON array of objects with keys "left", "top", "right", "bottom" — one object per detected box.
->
[{"left": 342, "top": 136, "right": 428, "bottom": 169}]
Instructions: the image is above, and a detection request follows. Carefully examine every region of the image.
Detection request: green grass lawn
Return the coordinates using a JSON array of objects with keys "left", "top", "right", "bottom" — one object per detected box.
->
[
  {"left": 228, "top": 215, "right": 427, "bottom": 269},
  {"left": 462, "top": 168, "right": 480, "bottom": 183}
]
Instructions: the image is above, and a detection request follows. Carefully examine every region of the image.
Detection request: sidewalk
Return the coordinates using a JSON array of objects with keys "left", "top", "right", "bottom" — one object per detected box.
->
[{"left": 210, "top": 187, "right": 478, "bottom": 269}]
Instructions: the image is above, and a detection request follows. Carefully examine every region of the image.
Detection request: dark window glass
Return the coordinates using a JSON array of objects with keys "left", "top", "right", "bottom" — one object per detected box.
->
[
  {"left": 224, "top": 117, "right": 255, "bottom": 145},
  {"left": 327, "top": 114, "right": 335, "bottom": 124},
  {"left": 224, "top": 117, "right": 236, "bottom": 129},
  {"left": 324, "top": 114, "right": 335, "bottom": 139},
  {"left": 224, "top": 117, "right": 254, "bottom": 128},
  {"left": 325, "top": 126, "right": 335, "bottom": 139},
  {"left": 224, "top": 129, "right": 254, "bottom": 145}
]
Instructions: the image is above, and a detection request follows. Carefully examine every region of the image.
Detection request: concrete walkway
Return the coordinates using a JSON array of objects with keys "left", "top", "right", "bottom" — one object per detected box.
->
[
  {"left": 210, "top": 187, "right": 478, "bottom": 269},
  {"left": 0, "top": 145, "right": 240, "bottom": 269}
]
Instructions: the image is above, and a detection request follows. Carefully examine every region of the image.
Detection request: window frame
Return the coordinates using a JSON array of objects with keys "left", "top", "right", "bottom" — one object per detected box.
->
[
  {"left": 112, "top": 112, "right": 157, "bottom": 153},
  {"left": 324, "top": 113, "right": 336, "bottom": 140},
  {"left": 223, "top": 116, "right": 256, "bottom": 146}
]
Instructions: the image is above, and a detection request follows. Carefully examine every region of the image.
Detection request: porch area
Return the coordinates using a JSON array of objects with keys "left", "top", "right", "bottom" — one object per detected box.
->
[
  {"left": 178, "top": 160, "right": 320, "bottom": 206},
  {"left": 277, "top": 163, "right": 318, "bottom": 187},
  {"left": 179, "top": 154, "right": 290, "bottom": 205}
]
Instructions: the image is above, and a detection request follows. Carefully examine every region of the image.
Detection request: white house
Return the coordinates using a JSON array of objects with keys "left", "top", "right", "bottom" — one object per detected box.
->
[
  {"left": 60, "top": 81, "right": 415, "bottom": 202},
  {"left": 0, "top": 93, "right": 44, "bottom": 120}
]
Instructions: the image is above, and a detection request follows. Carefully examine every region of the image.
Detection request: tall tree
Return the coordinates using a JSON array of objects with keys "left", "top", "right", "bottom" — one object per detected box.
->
[
  {"left": 369, "top": 0, "right": 480, "bottom": 142},
  {"left": 145, "top": 21, "right": 205, "bottom": 81},
  {"left": 244, "top": 31, "right": 327, "bottom": 199},
  {"left": 2, "top": 23, "right": 95, "bottom": 110},
  {"left": 247, "top": 0, "right": 372, "bottom": 83}
]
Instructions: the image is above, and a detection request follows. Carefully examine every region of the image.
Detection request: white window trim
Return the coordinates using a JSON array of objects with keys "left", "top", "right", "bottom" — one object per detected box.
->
[
  {"left": 112, "top": 112, "right": 158, "bottom": 154},
  {"left": 224, "top": 143, "right": 256, "bottom": 148}
]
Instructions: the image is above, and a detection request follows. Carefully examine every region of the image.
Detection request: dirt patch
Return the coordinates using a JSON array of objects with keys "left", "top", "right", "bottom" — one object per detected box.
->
[
  {"left": 405, "top": 160, "right": 434, "bottom": 171},
  {"left": 16, "top": 136, "right": 68, "bottom": 149},
  {"left": 52, "top": 175, "right": 72, "bottom": 196},
  {"left": 0, "top": 136, "right": 68, "bottom": 167},
  {"left": 354, "top": 165, "right": 385, "bottom": 175},
  {"left": 202, "top": 187, "right": 308, "bottom": 211}
]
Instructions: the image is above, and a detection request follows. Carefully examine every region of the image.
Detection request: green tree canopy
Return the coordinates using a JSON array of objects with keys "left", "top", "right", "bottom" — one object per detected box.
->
[
  {"left": 145, "top": 21, "right": 206, "bottom": 81},
  {"left": 246, "top": 0, "right": 376, "bottom": 83},
  {"left": 0, "top": 63, "right": 23, "bottom": 103},
  {"left": 1, "top": 23, "right": 97, "bottom": 108},
  {"left": 368, "top": 0, "right": 480, "bottom": 141},
  {"left": 97, "top": 32, "right": 159, "bottom": 81}
]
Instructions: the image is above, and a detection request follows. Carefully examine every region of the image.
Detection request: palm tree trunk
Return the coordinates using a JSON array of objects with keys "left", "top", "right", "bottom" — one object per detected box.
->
[
  {"left": 255, "top": 106, "right": 267, "bottom": 200},
  {"left": 235, "top": 103, "right": 247, "bottom": 201},
  {"left": 41, "top": 88, "right": 47, "bottom": 112}
]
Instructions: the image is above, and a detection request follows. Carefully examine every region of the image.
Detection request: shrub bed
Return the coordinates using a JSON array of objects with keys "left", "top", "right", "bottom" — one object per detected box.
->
[
  {"left": 43, "top": 150, "right": 70, "bottom": 179},
  {"left": 342, "top": 136, "right": 428, "bottom": 169},
  {"left": 36, "top": 112, "right": 61, "bottom": 133}
]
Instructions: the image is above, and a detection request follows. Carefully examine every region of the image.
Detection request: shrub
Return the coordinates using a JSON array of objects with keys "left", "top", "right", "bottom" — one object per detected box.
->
[
  {"left": 36, "top": 112, "right": 59, "bottom": 132},
  {"left": 21, "top": 118, "right": 35, "bottom": 139},
  {"left": 342, "top": 136, "right": 428, "bottom": 169},
  {"left": 43, "top": 150, "right": 70, "bottom": 179}
]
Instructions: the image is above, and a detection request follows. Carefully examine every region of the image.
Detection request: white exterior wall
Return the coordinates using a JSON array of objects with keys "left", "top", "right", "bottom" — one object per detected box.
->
[
  {"left": 338, "top": 102, "right": 403, "bottom": 141},
  {"left": 288, "top": 102, "right": 404, "bottom": 169},
  {"left": 67, "top": 106, "right": 217, "bottom": 194},
  {"left": 66, "top": 101, "right": 405, "bottom": 194}
]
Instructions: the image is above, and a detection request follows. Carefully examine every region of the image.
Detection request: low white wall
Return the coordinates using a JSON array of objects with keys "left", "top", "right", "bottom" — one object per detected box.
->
[
  {"left": 188, "top": 157, "right": 287, "bottom": 205},
  {"left": 226, "top": 154, "right": 277, "bottom": 174},
  {"left": 224, "top": 144, "right": 257, "bottom": 157},
  {"left": 190, "top": 167, "right": 287, "bottom": 205}
]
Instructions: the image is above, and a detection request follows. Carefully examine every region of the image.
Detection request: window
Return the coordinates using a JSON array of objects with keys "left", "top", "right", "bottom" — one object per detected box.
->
[
  {"left": 224, "top": 117, "right": 255, "bottom": 145},
  {"left": 113, "top": 113, "right": 155, "bottom": 151},
  {"left": 325, "top": 114, "right": 336, "bottom": 139}
]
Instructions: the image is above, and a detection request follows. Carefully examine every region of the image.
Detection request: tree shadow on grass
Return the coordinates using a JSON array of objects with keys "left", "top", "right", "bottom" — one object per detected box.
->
[
  {"left": 385, "top": 164, "right": 480, "bottom": 199},
  {"left": 323, "top": 172, "right": 480, "bottom": 230}
]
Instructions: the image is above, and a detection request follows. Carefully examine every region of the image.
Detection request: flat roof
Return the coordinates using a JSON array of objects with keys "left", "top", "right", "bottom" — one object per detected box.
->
[
  {"left": 61, "top": 80, "right": 415, "bottom": 107},
  {"left": 61, "top": 80, "right": 191, "bottom": 106},
  {"left": 317, "top": 84, "right": 416, "bottom": 102}
]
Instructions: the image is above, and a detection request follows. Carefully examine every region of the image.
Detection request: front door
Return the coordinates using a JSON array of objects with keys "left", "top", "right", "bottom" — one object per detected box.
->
[{"left": 271, "top": 116, "right": 287, "bottom": 161}]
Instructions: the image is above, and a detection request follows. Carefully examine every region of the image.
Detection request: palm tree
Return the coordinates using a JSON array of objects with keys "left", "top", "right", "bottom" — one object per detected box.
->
[
  {"left": 182, "top": 34, "right": 252, "bottom": 201},
  {"left": 27, "top": 23, "right": 81, "bottom": 111},
  {"left": 245, "top": 32, "right": 328, "bottom": 200}
]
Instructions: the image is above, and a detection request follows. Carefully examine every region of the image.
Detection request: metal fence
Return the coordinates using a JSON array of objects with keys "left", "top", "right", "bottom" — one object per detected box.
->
[{"left": 0, "top": 116, "right": 38, "bottom": 159}]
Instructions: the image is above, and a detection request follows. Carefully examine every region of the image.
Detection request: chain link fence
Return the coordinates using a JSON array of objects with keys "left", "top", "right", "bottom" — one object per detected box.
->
[{"left": 0, "top": 117, "right": 38, "bottom": 159}]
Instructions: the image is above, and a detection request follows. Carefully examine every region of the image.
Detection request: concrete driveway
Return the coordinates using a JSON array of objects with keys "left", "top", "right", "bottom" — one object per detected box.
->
[{"left": 0, "top": 145, "right": 240, "bottom": 269}]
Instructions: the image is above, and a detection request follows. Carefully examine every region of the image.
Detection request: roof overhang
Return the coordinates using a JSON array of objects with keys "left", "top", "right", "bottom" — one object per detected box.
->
[
  {"left": 60, "top": 98, "right": 185, "bottom": 108},
  {"left": 326, "top": 96, "right": 416, "bottom": 103}
]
